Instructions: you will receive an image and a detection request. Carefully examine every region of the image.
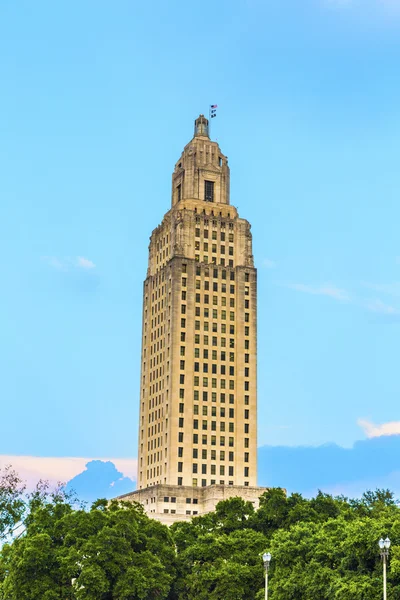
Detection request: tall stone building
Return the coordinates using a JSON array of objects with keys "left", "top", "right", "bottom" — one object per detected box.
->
[{"left": 118, "top": 115, "right": 266, "bottom": 522}]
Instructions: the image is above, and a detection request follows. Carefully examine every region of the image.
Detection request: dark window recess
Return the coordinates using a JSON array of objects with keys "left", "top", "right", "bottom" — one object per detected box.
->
[
  {"left": 177, "top": 184, "right": 182, "bottom": 202},
  {"left": 205, "top": 180, "right": 214, "bottom": 202}
]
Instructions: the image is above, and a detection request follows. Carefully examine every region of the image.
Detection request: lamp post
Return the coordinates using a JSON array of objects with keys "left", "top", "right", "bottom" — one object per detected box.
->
[
  {"left": 379, "top": 537, "right": 390, "bottom": 600},
  {"left": 262, "top": 552, "right": 271, "bottom": 600}
]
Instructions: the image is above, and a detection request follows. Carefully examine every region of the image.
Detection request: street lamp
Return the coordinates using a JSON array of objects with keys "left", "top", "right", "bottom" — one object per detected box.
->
[
  {"left": 262, "top": 552, "right": 271, "bottom": 600},
  {"left": 379, "top": 537, "right": 390, "bottom": 600}
]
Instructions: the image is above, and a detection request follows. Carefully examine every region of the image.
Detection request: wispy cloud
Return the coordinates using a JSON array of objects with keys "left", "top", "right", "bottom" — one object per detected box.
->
[
  {"left": 77, "top": 257, "right": 96, "bottom": 270},
  {"left": 43, "top": 256, "right": 96, "bottom": 271},
  {"left": 263, "top": 258, "right": 277, "bottom": 269},
  {"left": 365, "top": 299, "right": 400, "bottom": 315},
  {"left": 358, "top": 419, "right": 400, "bottom": 438},
  {"left": 362, "top": 282, "right": 400, "bottom": 297},
  {"left": 287, "top": 283, "right": 350, "bottom": 302}
]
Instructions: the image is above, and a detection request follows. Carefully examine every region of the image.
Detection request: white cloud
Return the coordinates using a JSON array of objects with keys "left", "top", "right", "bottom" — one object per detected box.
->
[
  {"left": 77, "top": 257, "right": 96, "bottom": 270},
  {"left": 43, "top": 256, "right": 96, "bottom": 271},
  {"left": 287, "top": 283, "right": 349, "bottom": 301},
  {"left": 43, "top": 256, "right": 67, "bottom": 271},
  {"left": 0, "top": 456, "right": 136, "bottom": 490},
  {"left": 358, "top": 419, "right": 400, "bottom": 438},
  {"left": 365, "top": 299, "right": 400, "bottom": 315},
  {"left": 263, "top": 258, "right": 276, "bottom": 269}
]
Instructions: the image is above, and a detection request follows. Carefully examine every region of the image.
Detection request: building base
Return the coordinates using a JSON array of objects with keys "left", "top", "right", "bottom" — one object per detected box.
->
[{"left": 116, "top": 484, "right": 268, "bottom": 525}]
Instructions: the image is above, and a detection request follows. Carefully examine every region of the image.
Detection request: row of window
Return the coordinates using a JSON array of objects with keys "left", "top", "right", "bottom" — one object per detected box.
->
[
  {"left": 176, "top": 474, "right": 250, "bottom": 486},
  {"left": 195, "top": 229, "right": 234, "bottom": 242},
  {"left": 192, "top": 378, "right": 251, "bottom": 391},
  {"left": 192, "top": 420, "right": 235, "bottom": 432},
  {"left": 195, "top": 255, "right": 234, "bottom": 267},
  {"left": 184, "top": 449, "right": 250, "bottom": 460},
  {"left": 180, "top": 405, "right": 236, "bottom": 417},
  {"left": 163, "top": 496, "right": 199, "bottom": 504},
  {"left": 178, "top": 424, "right": 250, "bottom": 443},
  {"left": 194, "top": 217, "right": 234, "bottom": 229},
  {"left": 192, "top": 363, "right": 238, "bottom": 375},
  {"left": 180, "top": 344, "right": 250, "bottom": 356},
  {"left": 189, "top": 464, "right": 235, "bottom": 476},
  {"left": 180, "top": 433, "right": 247, "bottom": 446},
  {"left": 193, "top": 331, "right": 251, "bottom": 344},
  {"left": 164, "top": 509, "right": 198, "bottom": 515},
  {"left": 191, "top": 392, "right": 250, "bottom": 405},
  {"left": 194, "top": 242, "right": 234, "bottom": 256}
]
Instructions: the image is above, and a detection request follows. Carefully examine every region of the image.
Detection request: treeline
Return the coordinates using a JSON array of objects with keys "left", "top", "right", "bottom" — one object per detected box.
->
[{"left": 0, "top": 466, "right": 399, "bottom": 599}]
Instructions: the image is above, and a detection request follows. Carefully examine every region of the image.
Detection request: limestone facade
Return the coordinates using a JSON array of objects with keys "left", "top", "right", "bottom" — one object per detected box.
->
[
  {"left": 118, "top": 483, "right": 268, "bottom": 526},
  {"left": 120, "top": 115, "right": 262, "bottom": 523}
]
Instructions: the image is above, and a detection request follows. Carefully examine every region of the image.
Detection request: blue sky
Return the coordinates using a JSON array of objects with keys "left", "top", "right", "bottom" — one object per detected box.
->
[{"left": 1, "top": 0, "right": 400, "bottom": 493}]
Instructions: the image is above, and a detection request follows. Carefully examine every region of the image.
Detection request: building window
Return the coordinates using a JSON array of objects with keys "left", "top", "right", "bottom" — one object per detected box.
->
[
  {"left": 179, "top": 432, "right": 184, "bottom": 442},
  {"left": 205, "top": 180, "right": 214, "bottom": 202},
  {"left": 179, "top": 418, "right": 184, "bottom": 427},
  {"left": 193, "top": 464, "right": 198, "bottom": 473},
  {"left": 178, "top": 477, "right": 183, "bottom": 485},
  {"left": 178, "top": 447, "right": 183, "bottom": 457},
  {"left": 181, "top": 319, "right": 186, "bottom": 328}
]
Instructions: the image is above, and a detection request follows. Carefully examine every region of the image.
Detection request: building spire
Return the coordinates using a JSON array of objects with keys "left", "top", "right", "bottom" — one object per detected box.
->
[{"left": 194, "top": 114, "right": 209, "bottom": 138}]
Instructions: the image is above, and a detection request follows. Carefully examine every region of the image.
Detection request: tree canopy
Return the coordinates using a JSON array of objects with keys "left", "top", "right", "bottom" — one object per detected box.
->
[{"left": 0, "top": 467, "right": 399, "bottom": 599}]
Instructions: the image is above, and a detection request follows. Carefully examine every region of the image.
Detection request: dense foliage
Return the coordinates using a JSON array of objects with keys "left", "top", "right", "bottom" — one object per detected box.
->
[{"left": 1, "top": 466, "right": 399, "bottom": 599}]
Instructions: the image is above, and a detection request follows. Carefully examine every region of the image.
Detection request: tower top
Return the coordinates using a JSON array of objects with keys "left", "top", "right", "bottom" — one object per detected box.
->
[{"left": 194, "top": 114, "right": 209, "bottom": 138}]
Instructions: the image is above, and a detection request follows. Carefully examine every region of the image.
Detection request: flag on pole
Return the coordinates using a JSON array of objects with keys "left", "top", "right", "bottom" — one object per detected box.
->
[{"left": 210, "top": 104, "right": 218, "bottom": 118}]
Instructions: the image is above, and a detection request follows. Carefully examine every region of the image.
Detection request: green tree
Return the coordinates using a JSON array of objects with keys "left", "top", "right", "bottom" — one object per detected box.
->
[
  {"left": 0, "top": 466, "right": 26, "bottom": 541},
  {"left": 0, "top": 496, "right": 175, "bottom": 600}
]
